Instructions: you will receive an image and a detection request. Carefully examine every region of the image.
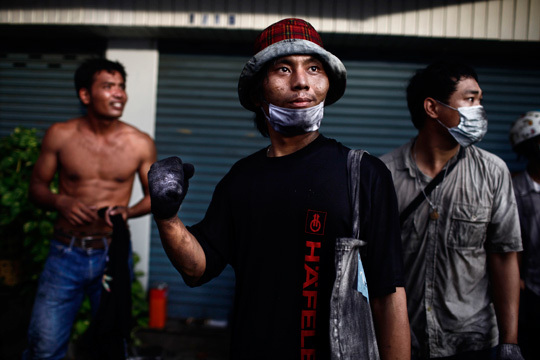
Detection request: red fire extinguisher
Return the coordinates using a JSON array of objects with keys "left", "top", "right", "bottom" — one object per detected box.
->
[{"left": 149, "top": 282, "right": 168, "bottom": 329}]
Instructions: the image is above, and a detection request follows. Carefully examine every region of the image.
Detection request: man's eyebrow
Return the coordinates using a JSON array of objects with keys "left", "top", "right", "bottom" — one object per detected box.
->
[
  {"left": 99, "top": 81, "right": 124, "bottom": 86},
  {"left": 464, "top": 89, "right": 481, "bottom": 95}
]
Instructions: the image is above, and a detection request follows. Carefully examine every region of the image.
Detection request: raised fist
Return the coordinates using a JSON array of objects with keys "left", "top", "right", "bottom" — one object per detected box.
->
[
  {"left": 497, "top": 344, "right": 524, "bottom": 360},
  {"left": 148, "top": 157, "right": 195, "bottom": 220}
]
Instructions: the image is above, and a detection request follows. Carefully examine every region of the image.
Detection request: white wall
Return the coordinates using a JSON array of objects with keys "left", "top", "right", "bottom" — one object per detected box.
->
[
  {"left": 106, "top": 40, "right": 159, "bottom": 290},
  {"left": 2, "top": 0, "right": 540, "bottom": 41}
]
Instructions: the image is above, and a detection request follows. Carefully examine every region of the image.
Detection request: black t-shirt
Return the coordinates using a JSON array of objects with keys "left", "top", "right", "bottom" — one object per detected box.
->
[{"left": 189, "top": 135, "right": 404, "bottom": 359}]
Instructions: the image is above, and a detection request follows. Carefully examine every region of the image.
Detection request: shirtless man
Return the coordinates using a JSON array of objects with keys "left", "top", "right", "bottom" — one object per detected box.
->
[{"left": 23, "top": 58, "right": 156, "bottom": 360}]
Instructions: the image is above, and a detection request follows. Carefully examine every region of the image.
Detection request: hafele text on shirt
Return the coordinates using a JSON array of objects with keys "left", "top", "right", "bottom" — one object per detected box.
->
[{"left": 302, "top": 240, "right": 321, "bottom": 359}]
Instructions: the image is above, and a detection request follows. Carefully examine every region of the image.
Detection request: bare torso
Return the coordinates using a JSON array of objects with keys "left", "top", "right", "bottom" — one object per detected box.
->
[{"left": 39, "top": 117, "right": 154, "bottom": 234}]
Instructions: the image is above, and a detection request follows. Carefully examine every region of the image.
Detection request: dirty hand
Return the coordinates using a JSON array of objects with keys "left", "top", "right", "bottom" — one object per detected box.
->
[
  {"left": 56, "top": 195, "right": 98, "bottom": 226},
  {"left": 497, "top": 344, "right": 524, "bottom": 360},
  {"left": 148, "top": 157, "right": 195, "bottom": 220},
  {"left": 99, "top": 206, "right": 128, "bottom": 227}
]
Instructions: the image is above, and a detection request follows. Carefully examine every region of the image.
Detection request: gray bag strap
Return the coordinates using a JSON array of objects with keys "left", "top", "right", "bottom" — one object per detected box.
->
[
  {"left": 329, "top": 148, "right": 380, "bottom": 360},
  {"left": 347, "top": 149, "right": 367, "bottom": 240}
]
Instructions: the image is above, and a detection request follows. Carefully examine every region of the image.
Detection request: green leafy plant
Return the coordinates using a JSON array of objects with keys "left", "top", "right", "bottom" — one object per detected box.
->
[
  {"left": 131, "top": 252, "right": 150, "bottom": 330},
  {"left": 0, "top": 127, "right": 56, "bottom": 287}
]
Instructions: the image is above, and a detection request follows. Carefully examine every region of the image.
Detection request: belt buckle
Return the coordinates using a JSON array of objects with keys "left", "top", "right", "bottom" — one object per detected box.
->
[{"left": 80, "top": 236, "right": 95, "bottom": 249}]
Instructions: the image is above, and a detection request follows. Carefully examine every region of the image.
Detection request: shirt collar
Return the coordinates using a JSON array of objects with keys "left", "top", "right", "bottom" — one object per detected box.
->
[
  {"left": 401, "top": 137, "right": 465, "bottom": 180},
  {"left": 526, "top": 171, "right": 540, "bottom": 193}
]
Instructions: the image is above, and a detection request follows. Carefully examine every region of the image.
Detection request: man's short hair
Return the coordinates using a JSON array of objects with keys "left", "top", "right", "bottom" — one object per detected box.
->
[
  {"left": 406, "top": 61, "right": 478, "bottom": 129},
  {"left": 513, "top": 136, "right": 540, "bottom": 161},
  {"left": 74, "top": 58, "right": 126, "bottom": 97},
  {"left": 251, "top": 62, "right": 271, "bottom": 137}
]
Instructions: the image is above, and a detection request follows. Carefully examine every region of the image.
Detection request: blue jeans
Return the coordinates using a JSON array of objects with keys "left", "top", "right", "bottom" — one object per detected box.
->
[{"left": 23, "top": 238, "right": 109, "bottom": 360}]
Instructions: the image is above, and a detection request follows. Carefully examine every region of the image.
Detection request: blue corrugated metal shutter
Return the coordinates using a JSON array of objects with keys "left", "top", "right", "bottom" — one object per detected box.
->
[
  {"left": 473, "top": 65, "right": 540, "bottom": 172},
  {"left": 326, "top": 60, "right": 540, "bottom": 174},
  {"left": 152, "top": 53, "right": 540, "bottom": 321},
  {"left": 0, "top": 53, "right": 96, "bottom": 138},
  {"left": 324, "top": 60, "right": 420, "bottom": 153},
  {"left": 152, "top": 54, "right": 261, "bottom": 321}
]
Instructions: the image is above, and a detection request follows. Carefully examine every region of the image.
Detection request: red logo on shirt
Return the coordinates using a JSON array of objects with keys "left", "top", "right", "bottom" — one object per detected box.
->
[{"left": 305, "top": 210, "right": 327, "bottom": 235}]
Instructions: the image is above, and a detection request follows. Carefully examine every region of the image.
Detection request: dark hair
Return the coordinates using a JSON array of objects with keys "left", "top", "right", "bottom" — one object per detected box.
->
[
  {"left": 513, "top": 135, "right": 540, "bottom": 161},
  {"left": 406, "top": 61, "right": 478, "bottom": 129},
  {"left": 253, "top": 110, "right": 269, "bottom": 137},
  {"left": 251, "top": 63, "right": 271, "bottom": 137},
  {"left": 74, "top": 58, "right": 126, "bottom": 98}
]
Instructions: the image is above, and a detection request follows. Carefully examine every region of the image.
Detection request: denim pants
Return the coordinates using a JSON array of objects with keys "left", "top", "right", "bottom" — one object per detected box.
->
[{"left": 23, "top": 238, "right": 109, "bottom": 360}]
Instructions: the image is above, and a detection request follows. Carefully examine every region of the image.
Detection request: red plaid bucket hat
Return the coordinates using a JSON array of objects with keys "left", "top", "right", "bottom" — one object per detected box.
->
[{"left": 238, "top": 18, "right": 347, "bottom": 112}]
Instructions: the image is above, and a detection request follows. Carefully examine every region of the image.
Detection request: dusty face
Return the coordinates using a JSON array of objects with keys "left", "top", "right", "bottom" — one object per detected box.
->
[
  {"left": 260, "top": 55, "right": 330, "bottom": 112},
  {"left": 438, "top": 76, "right": 483, "bottom": 128},
  {"left": 80, "top": 70, "right": 127, "bottom": 120}
]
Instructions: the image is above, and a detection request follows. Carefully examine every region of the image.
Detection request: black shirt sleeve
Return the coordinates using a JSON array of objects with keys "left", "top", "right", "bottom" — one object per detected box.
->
[
  {"left": 187, "top": 174, "right": 233, "bottom": 286},
  {"left": 359, "top": 154, "right": 405, "bottom": 297}
]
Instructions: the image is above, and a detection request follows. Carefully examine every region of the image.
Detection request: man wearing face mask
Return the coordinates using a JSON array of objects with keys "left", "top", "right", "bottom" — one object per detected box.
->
[
  {"left": 509, "top": 111, "right": 540, "bottom": 360},
  {"left": 381, "top": 61, "right": 523, "bottom": 360},
  {"left": 148, "top": 18, "right": 410, "bottom": 359}
]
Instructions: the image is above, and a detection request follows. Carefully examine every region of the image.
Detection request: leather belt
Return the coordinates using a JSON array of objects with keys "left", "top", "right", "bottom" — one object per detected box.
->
[{"left": 54, "top": 229, "right": 112, "bottom": 250}]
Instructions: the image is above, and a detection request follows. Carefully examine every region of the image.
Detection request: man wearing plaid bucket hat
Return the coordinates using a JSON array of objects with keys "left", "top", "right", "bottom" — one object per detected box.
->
[{"left": 149, "top": 18, "right": 410, "bottom": 359}]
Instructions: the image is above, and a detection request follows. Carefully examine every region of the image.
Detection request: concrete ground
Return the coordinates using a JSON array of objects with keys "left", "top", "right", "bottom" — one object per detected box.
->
[
  {"left": 129, "top": 318, "right": 230, "bottom": 360},
  {"left": 0, "top": 283, "right": 230, "bottom": 360}
]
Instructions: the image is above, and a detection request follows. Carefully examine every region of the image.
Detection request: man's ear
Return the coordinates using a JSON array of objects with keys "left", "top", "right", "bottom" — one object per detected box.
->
[
  {"left": 79, "top": 88, "right": 91, "bottom": 105},
  {"left": 424, "top": 97, "right": 439, "bottom": 119}
]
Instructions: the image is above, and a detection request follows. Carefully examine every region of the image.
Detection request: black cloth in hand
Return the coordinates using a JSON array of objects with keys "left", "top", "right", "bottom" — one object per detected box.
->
[
  {"left": 497, "top": 344, "right": 524, "bottom": 360},
  {"left": 148, "top": 156, "right": 195, "bottom": 220},
  {"left": 80, "top": 209, "right": 131, "bottom": 360}
]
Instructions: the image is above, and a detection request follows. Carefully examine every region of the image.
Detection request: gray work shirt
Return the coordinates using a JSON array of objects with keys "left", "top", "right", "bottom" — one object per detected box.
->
[
  {"left": 513, "top": 171, "right": 540, "bottom": 296},
  {"left": 381, "top": 139, "right": 522, "bottom": 358}
]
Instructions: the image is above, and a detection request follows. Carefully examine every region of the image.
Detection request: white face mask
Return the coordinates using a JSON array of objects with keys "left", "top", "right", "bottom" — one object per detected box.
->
[
  {"left": 262, "top": 101, "right": 324, "bottom": 136},
  {"left": 435, "top": 100, "right": 488, "bottom": 147}
]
